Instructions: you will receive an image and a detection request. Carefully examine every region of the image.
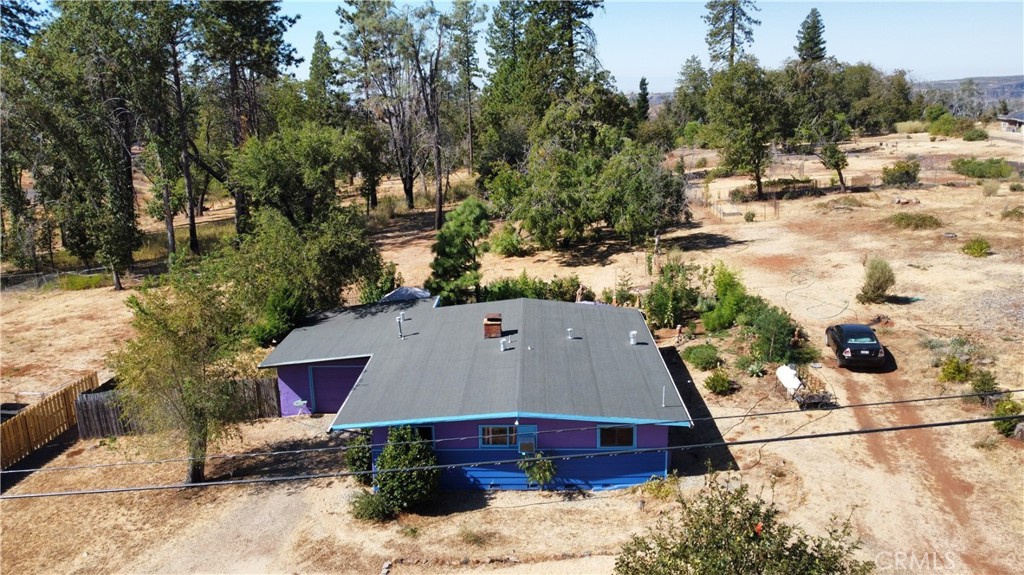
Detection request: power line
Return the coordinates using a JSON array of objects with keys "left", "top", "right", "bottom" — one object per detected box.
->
[
  {"left": 1, "top": 413, "right": 1018, "bottom": 500},
  {"left": 3, "top": 388, "right": 1018, "bottom": 476}
]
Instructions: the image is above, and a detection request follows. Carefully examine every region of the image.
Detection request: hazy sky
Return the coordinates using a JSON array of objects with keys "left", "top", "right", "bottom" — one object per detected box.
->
[{"left": 281, "top": 1, "right": 1024, "bottom": 94}]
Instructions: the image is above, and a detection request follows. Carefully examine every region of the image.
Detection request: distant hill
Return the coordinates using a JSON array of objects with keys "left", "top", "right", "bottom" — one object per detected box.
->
[{"left": 916, "top": 75, "right": 1024, "bottom": 109}]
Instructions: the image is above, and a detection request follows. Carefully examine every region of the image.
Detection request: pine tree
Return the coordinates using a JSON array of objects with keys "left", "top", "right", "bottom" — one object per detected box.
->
[
  {"left": 635, "top": 77, "right": 651, "bottom": 123},
  {"left": 795, "top": 8, "right": 826, "bottom": 63},
  {"left": 703, "top": 0, "right": 760, "bottom": 69},
  {"left": 449, "top": 0, "right": 487, "bottom": 176},
  {"left": 424, "top": 197, "right": 491, "bottom": 304},
  {"left": 194, "top": 0, "right": 299, "bottom": 233}
]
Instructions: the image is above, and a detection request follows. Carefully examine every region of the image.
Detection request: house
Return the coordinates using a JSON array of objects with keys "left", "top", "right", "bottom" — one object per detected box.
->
[
  {"left": 258, "top": 298, "right": 693, "bottom": 490},
  {"left": 996, "top": 112, "right": 1024, "bottom": 132}
]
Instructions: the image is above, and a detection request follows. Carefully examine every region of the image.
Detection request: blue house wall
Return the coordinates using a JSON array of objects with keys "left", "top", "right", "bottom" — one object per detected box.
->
[{"left": 366, "top": 416, "right": 672, "bottom": 490}]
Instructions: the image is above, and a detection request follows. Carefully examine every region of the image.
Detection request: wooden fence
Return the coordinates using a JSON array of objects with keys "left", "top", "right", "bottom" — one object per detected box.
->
[
  {"left": 1, "top": 372, "right": 100, "bottom": 469},
  {"left": 76, "top": 390, "right": 143, "bottom": 440},
  {"left": 74, "top": 378, "right": 279, "bottom": 441}
]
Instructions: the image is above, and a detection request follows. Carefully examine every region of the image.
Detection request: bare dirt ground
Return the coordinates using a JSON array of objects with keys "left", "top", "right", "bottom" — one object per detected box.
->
[{"left": 2, "top": 129, "right": 1023, "bottom": 574}]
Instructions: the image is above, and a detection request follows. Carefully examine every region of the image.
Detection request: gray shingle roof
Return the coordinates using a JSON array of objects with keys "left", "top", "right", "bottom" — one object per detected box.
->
[{"left": 259, "top": 299, "right": 692, "bottom": 428}]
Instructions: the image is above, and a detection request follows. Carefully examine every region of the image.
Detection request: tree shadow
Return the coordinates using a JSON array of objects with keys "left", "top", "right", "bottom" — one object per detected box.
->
[
  {"left": 206, "top": 433, "right": 350, "bottom": 493},
  {"left": 662, "top": 232, "right": 748, "bottom": 252},
  {"left": 553, "top": 233, "right": 640, "bottom": 268},
  {"left": 660, "top": 347, "right": 738, "bottom": 475},
  {"left": 416, "top": 489, "right": 492, "bottom": 516},
  {"left": 885, "top": 295, "right": 921, "bottom": 305}
]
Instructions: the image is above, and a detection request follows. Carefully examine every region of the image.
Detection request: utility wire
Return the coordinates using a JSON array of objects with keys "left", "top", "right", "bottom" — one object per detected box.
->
[
  {"left": 1, "top": 413, "right": 1019, "bottom": 500},
  {"left": 3, "top": 388, "right": 1019, "bottom": 476}
]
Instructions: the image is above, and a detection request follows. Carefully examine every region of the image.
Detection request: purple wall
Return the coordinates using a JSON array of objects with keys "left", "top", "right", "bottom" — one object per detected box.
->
[
  {"left": 277, "top": 358, "right": 369, "bottom": 416},
  {"left": 367, "top": 417, "right": 672, "bottom": 490},
  {"left": 368, "top": 417, "right": 667, "bottom": 449}
]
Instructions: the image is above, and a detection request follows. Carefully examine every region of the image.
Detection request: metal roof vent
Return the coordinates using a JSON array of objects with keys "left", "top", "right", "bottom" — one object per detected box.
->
[
  {"left": 396, "top": 315, "right": 405, "bottom": 340},
  {"left": 629, "top": 330, "right": 638, "bottom": 345},
  {"left": 566, "top": 328, "right": 574, "bottom": 340}
]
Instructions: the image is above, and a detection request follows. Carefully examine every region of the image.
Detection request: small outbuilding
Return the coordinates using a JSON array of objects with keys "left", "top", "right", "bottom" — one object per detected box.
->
[
  {"left": 996, "top": 112, "right": 1024, "bottom": 132},
  {"left": 259, "top": 298, "right": 693, "bottom": 491}
]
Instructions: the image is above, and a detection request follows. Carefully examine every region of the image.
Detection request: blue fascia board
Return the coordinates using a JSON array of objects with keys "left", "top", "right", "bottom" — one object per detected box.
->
[{"left": 330, "top": 411, "right": 692, "bottom": 432}]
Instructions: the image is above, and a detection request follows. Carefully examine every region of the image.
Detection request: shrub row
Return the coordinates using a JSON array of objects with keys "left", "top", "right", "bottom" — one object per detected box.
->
[{"left": 950, "top": 157, "right": 1013, "bottom": 179}]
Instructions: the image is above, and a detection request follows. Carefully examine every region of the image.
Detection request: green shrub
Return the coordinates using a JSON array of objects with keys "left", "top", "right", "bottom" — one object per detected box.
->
[
  {"left": 601, "top": 273, "right": 637, "bottom": 306},
  {"left": 747, "top": 302, "right": 800, "bottom": 364},
  {"left": 938, "top": 356, "right": 972, "bottom": 383},
  {"left": 895, "top": 120, "right": 927, "bottom": 134},
  {"left": 882, "top": 160, "right": 920, "bottom": 187},
  {"left": 248, "top": 285, "right": 306, "bottom": 347},
  {"left": 644, "top": 259, "right": 698, "bottom": 329},
  {"left": 743, "top": 211, "right": 755, "bottom": 223},
  {"left": 950, "top": 157, "right": 1013, "bottom": 179},
  {"left": 1009, "top": 183, "right": 1024, "bottom": 192},
  {"left": 683, "top": 344, "right": 720, "bottom": 371},
  {"left": 700, "top": 266, "right": 746, "bottom": 332},
  {"left": 982, "top": 181, "right": 1000, "bottom": 197},
  {"left": 516, "top": 452, "right": 557, "bottom": 489},
  {"left": 358, "top": 262, "right": 403, "bottom": 305},
  {"left": 615, "top": 475, "right": 873, "bottom": 575},
  {"left": 856, "top": 257, "right": 896, "bottom": 304},
  {"left": 350, "top": 491, "right": 397, "bottom": 522},
  {"left": 992, "top": 399, "right": 1023, "bottom": 437},
  {"left": 886, "top": 213, "right": 943, "bottom": 230},
  {"left": 58, "top": 273, "right": 111, "bottom": 291},
  {"left": 923, "top": 104, "right": 947, "bottom": 122},
  {"left": 693, "top": 156, "right": 708, "bottom": 169},
  {"left": 374, "top": 425, "right": 439, "bottom": 513},
  {"left": 490, "top": 224, "right": 526, "bottom": 257},
  {"left": 345, "top": 431, "right": 373, "bottom": 486},
  {"left": 704, "top": 369, "right": 732, "bottom": 395},
  {"left": 961, "top": 236, "right": 990, "bottom": 257},
  {"left": 449, "top": 181, "right": 476, "bottom": 202},
  {"left": 1001, "top": 206, "right": 1024, "bottom": 221},
  {"left": 970, "top": 370, "right": 998, "bottom": 396},
  {"left": 482, "top": 272, "right": 592, "bottom": 302},
  {"left": 962, "top": 128, "right": 989, "bottom": 141},
  {"left": 729, "top": 187, "right": 752, "bottom": 203},
  {"left": 928, "top": 113, "right": 974, "bottom": 137}
]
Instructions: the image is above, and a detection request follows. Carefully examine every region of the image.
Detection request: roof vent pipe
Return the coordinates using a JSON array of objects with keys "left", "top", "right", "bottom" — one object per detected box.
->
[
  {"left": 566, "top": 328, "right": 574, "bottom": 340},
  {"left": 500, "top": 339, "right": 507, "bottom": 352},
  {"left": 396, "top": 315, "right": 405, "bottom": 340},
  {"left": 629, "top": 330, "right": 638, "bottom": 345}
]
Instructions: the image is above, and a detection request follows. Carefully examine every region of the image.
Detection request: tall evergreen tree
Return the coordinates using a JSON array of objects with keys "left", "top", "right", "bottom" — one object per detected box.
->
[
  {"left": 635, "top": 77, "right": 651, "bottom": 123},
  {"left": 672, "top": 55, "right": 710, "bottom": 126},
  {"left": 424, "top": 197, "right": 490, "bottom": 304},
  {"left": 194, "top": 0, "right": 299, "bottom": 233},
  {"left": 521, "top": 0, "right": 602, "bottom": 110},
  {"left": 306, "top": 30, "right": 348, "bottom": 126},
  {"left": 449, "top": 0, "right": 487, "bottom": 176},
  {"left": 703, "top": 0, "right": 760, "bottom": 69},
  {"left": 795, "top": 8, "right": 826, "bottom": 63}
]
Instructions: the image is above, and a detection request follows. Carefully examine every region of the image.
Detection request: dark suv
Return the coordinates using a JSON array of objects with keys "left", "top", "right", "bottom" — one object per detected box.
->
[{"left": 826, "top": 324, "right": 886, "bottom": 368}]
